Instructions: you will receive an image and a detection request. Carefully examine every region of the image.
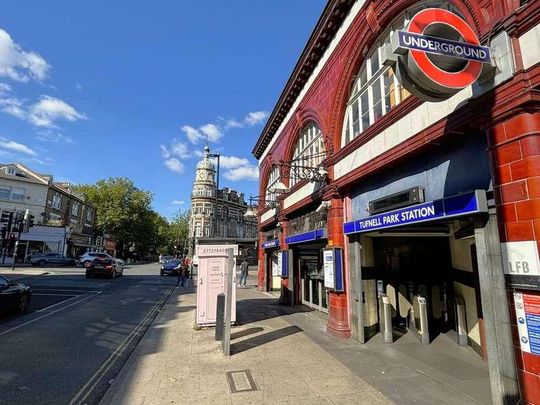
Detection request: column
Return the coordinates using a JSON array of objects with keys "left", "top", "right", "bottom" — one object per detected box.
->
[
  {"left": 325, "top": 190, "right": 351, "bottom": 338},
  {"left": 489, "top": 111, "right": 540, "bottom": 404}
]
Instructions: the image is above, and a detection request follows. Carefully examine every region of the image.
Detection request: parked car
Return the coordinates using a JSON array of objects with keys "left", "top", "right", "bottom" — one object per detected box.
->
[
  {"left": 0, "top": 275, "right": 31, "bottom": 315},
  {"left": 160, "top": 259, "right": 182, "bottom": 276},
  {"left": 29, "top": 253, "right": 76, "bottom": 267},
  {"left": 78, "top": 252, "right": 110, "bottom": 267},
  {"left": 85, "top": 253, "right": 123, "bottom": 279},
  {"left": 114, "top": 258, "right": 125, "bottom": 273}
]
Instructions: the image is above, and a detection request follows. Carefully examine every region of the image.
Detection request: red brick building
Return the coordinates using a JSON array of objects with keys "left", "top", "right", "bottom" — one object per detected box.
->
[{"left": 252, "top": 0, "right": 540, "bottom": 403}]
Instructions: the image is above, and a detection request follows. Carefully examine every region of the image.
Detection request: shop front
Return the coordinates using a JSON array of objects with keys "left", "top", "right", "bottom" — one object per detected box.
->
[{"left": 68, "top": 233, "right": 94, "bottom": 258}]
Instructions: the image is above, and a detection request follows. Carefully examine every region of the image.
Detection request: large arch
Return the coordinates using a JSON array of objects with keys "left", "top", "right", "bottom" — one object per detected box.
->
[{"left": 329, "top": 0, "right": 486, "bottom": 155}]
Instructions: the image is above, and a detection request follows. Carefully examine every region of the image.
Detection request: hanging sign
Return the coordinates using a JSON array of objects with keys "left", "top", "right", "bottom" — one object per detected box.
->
[
  {"left": 514, "top": 292, "right": 540, "bottom": 355},
  {"left": 391, "top": 8, "right": 493, "bottom": 101}
]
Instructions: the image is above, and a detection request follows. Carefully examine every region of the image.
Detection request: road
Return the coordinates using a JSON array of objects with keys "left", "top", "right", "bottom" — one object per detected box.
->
[{"left": 0, "top": 263, "right": 178, "bottom": 405}]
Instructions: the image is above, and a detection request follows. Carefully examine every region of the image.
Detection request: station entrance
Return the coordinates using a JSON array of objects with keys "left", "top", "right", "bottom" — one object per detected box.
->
[{"left": 357, "top": 219, "right": 487, "bottom": 359}]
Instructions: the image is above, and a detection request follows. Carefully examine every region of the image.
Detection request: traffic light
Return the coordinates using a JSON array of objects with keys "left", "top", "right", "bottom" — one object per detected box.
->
[{"left": 24, "top": 213, "right": 35, "bottom": 232}]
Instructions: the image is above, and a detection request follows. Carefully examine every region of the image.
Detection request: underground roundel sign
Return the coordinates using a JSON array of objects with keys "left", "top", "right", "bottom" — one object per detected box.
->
[{"left": 392, "top": 8, "right": 492, "bottom": 101}]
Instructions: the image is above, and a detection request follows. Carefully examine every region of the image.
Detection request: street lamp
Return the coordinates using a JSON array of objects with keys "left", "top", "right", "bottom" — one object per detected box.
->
[{"left": 208, "top": 151, "right": 220, "bottom": 237}]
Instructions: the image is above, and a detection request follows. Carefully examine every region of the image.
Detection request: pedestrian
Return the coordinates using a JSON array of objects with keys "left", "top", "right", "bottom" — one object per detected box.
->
[
  {"left": 181, "top": 265, "right": 189, "bottom": 288},
  {"left": 239, "top": 258, "right": 249, "bottom": 287}
]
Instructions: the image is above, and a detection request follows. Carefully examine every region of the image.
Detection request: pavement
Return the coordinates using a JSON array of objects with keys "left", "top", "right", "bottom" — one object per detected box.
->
[
  {"left": 0, "top": 267, "right": 50, "bottom": 281},
  {"left": 101, "top": 272, "right": 493, "bottom": 405}
]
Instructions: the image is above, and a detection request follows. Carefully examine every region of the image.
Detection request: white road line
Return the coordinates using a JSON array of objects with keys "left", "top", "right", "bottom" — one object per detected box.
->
[
  {"left": 35, "top": 295, "right": 81, "bottom": 313},
  {"left": 69, "top": 288, "right": 173, "bottom": 405},
  {"left": 0, "top": 292, "right": 101, "bottom": 337},
  {"left": 32, "top": 293, "right": 78, "bottom": 297}
]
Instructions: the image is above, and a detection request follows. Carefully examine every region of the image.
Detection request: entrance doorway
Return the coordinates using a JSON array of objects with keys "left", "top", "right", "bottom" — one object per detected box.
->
[{"left": 299, "top": 248, "right": 328, "bottom": 313}]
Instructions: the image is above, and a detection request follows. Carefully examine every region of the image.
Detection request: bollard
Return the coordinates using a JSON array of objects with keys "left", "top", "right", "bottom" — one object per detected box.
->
[
  {"left": 413, "top": 295, "right": 430, "bottom": 344},
  {"left": 215, "top": 293, "right": 225, "bottom": 341},
  {"left": 381, "top": 295, "right": 393, "bottom": 343},
  {"left": 455, "top": 296, "right": 468, "bottom": 346}
]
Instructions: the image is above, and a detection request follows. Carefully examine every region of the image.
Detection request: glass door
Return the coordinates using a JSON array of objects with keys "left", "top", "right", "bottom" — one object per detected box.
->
[{"left": 299, "top": 252, "right": 328, "bottom": 313}]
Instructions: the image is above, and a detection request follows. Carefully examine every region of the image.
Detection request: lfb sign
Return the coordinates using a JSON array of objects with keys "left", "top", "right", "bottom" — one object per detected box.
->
[
  {"left": 391, "top": 8, "right": 492, "bottom": 101},
  {"left": 501, "top": 241, "right": 540, "bottom": 277}
]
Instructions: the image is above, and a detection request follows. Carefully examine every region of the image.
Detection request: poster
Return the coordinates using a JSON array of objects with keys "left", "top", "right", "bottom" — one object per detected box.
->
[
  {"left": 274, "top": 252, "right": 282, "bottom": 277},
  {"left": 514, "top": 292, "right": 540, "bottom": 355},
  {"left": 323, "top": 249, "right": 335, "bottom": 289}
]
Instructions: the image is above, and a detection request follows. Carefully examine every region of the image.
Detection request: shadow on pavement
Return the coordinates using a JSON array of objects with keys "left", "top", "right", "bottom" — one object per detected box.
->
[
  {"left": 231, "top": 326, "right": 264, "bottom": 340},
  {"left": 230, "top": 325, "right": 302, "bottom": 354}
]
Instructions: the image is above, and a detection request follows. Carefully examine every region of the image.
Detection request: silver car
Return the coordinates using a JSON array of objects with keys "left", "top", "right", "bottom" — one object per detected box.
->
[{"left": 30, "top": 253, "right": 76, "bottom": 267}]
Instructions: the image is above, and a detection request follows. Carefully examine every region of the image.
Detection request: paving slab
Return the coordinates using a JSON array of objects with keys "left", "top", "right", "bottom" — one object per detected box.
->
[{"left": 101, "top": 274, "right": 491, "bottom": 405}]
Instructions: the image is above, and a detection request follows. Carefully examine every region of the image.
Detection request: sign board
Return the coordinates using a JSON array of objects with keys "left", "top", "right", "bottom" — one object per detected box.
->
[
  {"left": 344, "top": 190, "right": 487, "bottom": 235},
  {"left": 196, "top": 245, "right": 237, "bottom": 326},
  {"left": 389, "top": 8, "right": 493, "bottom": 101},
  {"left": 262, "top": 239, "right": 279, "bottom": 249},
  {"left": 502, "top": 241, "right": 540, "bottom": 276},
  {"left": 323, "top": 248, "right": 344, "bottom": 292},
  {"left": 514, "top": 292, "right": 540, "bottom": 356},
  {"left": 323, "top": 249, "right": 335, "bottom": 290},
  {"left": 280, "top": 250, "right": 289, "bottom": 278},
  {"left": 274, "top": 251, "right": 282, "bottom": 277}
]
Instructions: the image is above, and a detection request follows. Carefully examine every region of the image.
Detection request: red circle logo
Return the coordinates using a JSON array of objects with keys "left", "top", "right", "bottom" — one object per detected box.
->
[{"left": 407, "top": 8, "right": 482, "bottom": 89}]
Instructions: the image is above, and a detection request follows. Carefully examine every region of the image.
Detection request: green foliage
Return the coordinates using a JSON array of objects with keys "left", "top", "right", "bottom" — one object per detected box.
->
[{"left": 75, "top": 177, "right": 190, "bottom": 258}]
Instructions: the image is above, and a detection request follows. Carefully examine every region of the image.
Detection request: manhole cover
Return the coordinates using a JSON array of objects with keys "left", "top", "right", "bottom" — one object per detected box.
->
[{"left": 225, "top": 369, "right": 258, "bottom": 393}]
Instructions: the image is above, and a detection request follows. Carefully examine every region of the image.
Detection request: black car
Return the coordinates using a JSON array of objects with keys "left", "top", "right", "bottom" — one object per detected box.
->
[
  {"left": 0, "top": 275, "right": 31, "bottom": 315},
  {"left": 85, "top": 254, "right": 123, "bottom": 279},
  {"left": 160, "top": 259, "right": 182, "bottom": 276}
]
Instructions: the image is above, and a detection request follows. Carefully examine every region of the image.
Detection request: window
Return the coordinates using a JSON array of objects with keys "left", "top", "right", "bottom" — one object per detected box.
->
[
  {"left": 52, "top": 194, "right": 62, "bottom": 209},
  {"left": 6, "top": 167, "right": 15, "bottom": 176},
  {"left": 341, "top": 2, "right": 459, "bottom": 146},
  {"left": 11, "top": 187, "right": 25, "bottom": 201},
  {"left": 86, "top": 208, "right": 93, "bottom": 221},
  {"left": 0, "top": 186, "right": 10, "bottom": 200},
  {"left": 71, "top": 201, "right": 80, "bottom": 216},
  {"left": 265, "top": 166, "right": 280, "bottom": 206},
  {"left": 290, "top": 123, "right": 326, "bottom": 188},
  {"left": 221, "top": 207, "right": 228, "bottom": 220}
]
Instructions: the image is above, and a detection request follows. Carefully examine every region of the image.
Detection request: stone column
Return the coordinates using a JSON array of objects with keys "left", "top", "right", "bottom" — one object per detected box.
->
[
  {"left": 278, "top": 216, "right": 290, "bottom": 305},
  {"left": 324, "top": 188, "right": 351, "bottom": 338}
]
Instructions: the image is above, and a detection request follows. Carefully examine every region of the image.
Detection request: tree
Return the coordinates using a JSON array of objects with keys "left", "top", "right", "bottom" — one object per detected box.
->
[
  {"left": 75, "top": 177, "right": 155, "bottom": 257},
  {"left": 167, "top": 209, "right": 190, "bottom": 256}
]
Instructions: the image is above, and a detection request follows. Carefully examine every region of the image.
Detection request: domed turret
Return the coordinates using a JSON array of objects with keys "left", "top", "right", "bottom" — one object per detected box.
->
[{"left": 196, "top": 145, "right": 215, "bottom": 171}]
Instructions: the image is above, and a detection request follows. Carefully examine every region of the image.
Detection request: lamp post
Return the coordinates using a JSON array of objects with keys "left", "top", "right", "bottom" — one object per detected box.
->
[{"left": 208, "top": 152, "right": 220, "bottom": 237}]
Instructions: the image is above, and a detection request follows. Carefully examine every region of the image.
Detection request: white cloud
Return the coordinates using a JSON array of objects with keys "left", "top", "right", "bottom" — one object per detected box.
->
[
  {"left": 224, "top": 165, "right": 259, "bottom": 181},
  {"left": 0, "top": 28, "right": 50, "bottom": 82},
  {"left": 0, "top": 92, "right": 86, "bottom": 129},
  {"left": 35, "top": 130, "right": 73, "bottom": 144},
  {"left": 164, "top": 158, "right": 184, "bottom": 173},
  {"left": 181, "top": 125, "right": 203, "bottom": 144},
  {"left": 28, "top": 95, "right": 86, "bottom": 128},
  {"left": 0, "top": 137, "right": 37, "bottom": 156},
  {"left": 245, "top": 111, "right": 269, "bottom": 126},
  {"left": 199, "top": 123, "right": 223, "bottom": 142},
  {"left": 171, "top": 200, "right": 186, "bottom": 205},
  {"left": 219, "top": 155, "right": 250, "bottom": 169},
  {"left": 182, "top": 110, "right": 268, "bottom": 144}
]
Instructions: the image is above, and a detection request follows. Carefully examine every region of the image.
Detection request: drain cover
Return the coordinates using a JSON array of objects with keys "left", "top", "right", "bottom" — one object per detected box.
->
[{"left": 225, "top": 370, "right": 258, "bottom": 393}]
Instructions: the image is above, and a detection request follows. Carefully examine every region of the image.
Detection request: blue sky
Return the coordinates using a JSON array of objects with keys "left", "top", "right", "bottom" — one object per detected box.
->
[{"left": 0, "top": 0, "right": 326, "bottom": 218}]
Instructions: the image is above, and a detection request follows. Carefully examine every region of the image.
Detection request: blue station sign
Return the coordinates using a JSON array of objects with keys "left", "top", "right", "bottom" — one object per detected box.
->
[
  {"left": 344, "top": 190, "right": 487, "bottom": 235},
  {"left": 397, "top": 31, "right": 491, "bottom": 64},
  {"left": 285, "top": 228, "right": 326, "bottom": 245},
  {"left": 261, "top": 239, "right": 280, "bottom": 249}
]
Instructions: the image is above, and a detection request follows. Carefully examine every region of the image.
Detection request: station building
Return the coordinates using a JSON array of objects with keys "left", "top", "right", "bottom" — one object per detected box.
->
[{"left": 252, "top": 1, "right": 540, "bottom": 403}]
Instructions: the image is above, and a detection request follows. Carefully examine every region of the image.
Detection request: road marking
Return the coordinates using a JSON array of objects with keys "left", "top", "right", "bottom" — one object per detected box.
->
[
  {"left": 0, "top": 292, "right": 101, "bottom": 337},
  {"left": 69, "top": 288, "right": 173, "bottom": 405},
  {"left": 34, "top": 295, "right": 81, "bottom": 313},
  {"left": 32, "top": 293, "right": 77, "bottom": 297}
]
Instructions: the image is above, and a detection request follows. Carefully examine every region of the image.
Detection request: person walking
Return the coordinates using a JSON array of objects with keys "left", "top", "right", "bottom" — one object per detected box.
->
[{"left": 239, "top": 258, "right": 249, "bottom": 288}]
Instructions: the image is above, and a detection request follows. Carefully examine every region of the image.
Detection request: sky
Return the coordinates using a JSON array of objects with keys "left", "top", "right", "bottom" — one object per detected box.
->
[{"left": 0, "top": 0, "right": 326, "bottom": 218}]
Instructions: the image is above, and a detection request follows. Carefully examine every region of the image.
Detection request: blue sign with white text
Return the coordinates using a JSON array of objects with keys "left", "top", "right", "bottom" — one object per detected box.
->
[
  {"left": 398, "top": 31, "right": 491, "bottom": 63},
  {"left": 344, "top": 191, "right": 486, "bottom": 235}
]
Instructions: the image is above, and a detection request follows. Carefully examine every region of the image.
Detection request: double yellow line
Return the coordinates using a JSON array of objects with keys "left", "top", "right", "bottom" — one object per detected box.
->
[{"left": 69, "top": 287, "right": 173, "bottom": 405}]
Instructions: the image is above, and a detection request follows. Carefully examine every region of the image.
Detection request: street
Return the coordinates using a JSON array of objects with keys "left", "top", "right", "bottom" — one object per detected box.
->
[{"left": 0, "top": 263, "right": 176, "bottom": 405}]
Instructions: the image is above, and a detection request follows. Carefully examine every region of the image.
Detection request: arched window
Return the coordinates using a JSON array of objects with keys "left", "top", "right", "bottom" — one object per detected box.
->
[
  {"left": 290, "top": 123, "right": 325, "bottom": 188},
  {"left": 265, "top": 165, "right": 280, "bottom": 206},
  {"left": 221, "top": 206, "right": 228, "bottom": 220},
  {"left": 341, "top": 1, "right": 460, "bottom": 146}
]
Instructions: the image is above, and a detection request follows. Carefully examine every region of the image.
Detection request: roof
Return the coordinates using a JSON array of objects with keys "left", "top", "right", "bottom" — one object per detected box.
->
[
  {"left": 252, "top": 0, "right": 355, "bottom": 159},
  {"left": 0, "top": 163, "right": 52, "bottom": 185}
]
